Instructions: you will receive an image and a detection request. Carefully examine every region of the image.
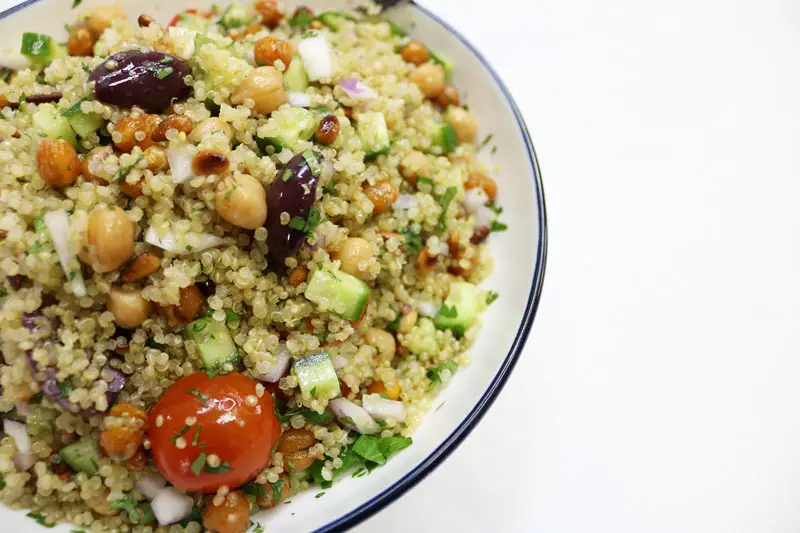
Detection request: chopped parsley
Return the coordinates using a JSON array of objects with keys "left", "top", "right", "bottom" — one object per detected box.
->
[
  {"left": 416, "top": 176, "right": 434, "bottom": 189},
  {"left": 314, "top": 330, "right": 329, "bottom": 343},
  {"left": 0, "top": 68, "right": 11, "bottom": 82},
  {"left": 438, "top": 304, "right": 457, "bottom": 318},
  {"left": 26, "top": 512, "right": 55, "bottom": 528},
  {"left": 251, "top": 523, "right": 265, "bottom": 533},
  {"left": 352, "top": 434, "right": 413, "bottom": 467},
  {"left": 288, "top": 207, "right": 323, "bottom": 238},
  {"left": 145, "top": 338, "right": 166, "bottom": 350},
  {"left": 489, "top": 220, "right": 508, "bottom": 232},
  {"left": 192, "top": 424, "right": 202, "bottom": 446},
  {"left": 224, "top": 309, "right": 242, "bottom": 325},
  {"left": 71, "top": 0, "right": 82, "bottom": 7},
  {"left": 172, "top": 425, "right": 191, "bottom": 444},
  {"left": 243, "top": 481, "right": 267, "bottom": 498},
  {"left": 272, "top": 478, "right": 284, "bottom": 502},
  {"left": 29, "top": 391, "right": 43, "bottom": 404},
  {"left": 111, "top": 154, "right": 144, "bottom": 183},
  {"left": 477, "top": 133, "right": 494, "bottom": 151},
  {"left": 322, "top": 181, "right": 337, "bottom": 195},
  {"left": 205, "top": 461, "right": 233, "bottom": 474},
  {"left": 315, "top": 492, "right": 325, "bottom": 499},
  {"left": 486, "top": 291, "right": 499, "bottom": 305},
  {"left": 57, "top": 380, "right": 74, "bottom": 398},
  {"left": 386, "top": 312, "right": 402, "bottom": 332},
  {"left": 290, "top": 9, "right": 314, "bottom": 27},
  {"left": 487, "top": 201, "right": 503, "bottom": 215},
  {"left": 436, "top": 187, "right": 458, "bottom": 233},
  {"left": 190, "top": 452, "right": 207, "bottom": 475},
  {"left": 154, "top": 66, "right": 174, "bottom": 79},
  {"left": 187, "top": 388, "right": 209, "bottom": 404},
  {"left": 61, "top": 95, "right": 94, "bottom": 117},
  {"left": 301, "top": 408, "right": 333, "bottom": 425},
  {"left": 426, "top": 361, "right": 458, "bottom": 390},
  {"left": 110, "top": 496, "right": 152, "bottom": 525},
  {"left": 399, "top": 229, "right": 423, "bottom": 254}
]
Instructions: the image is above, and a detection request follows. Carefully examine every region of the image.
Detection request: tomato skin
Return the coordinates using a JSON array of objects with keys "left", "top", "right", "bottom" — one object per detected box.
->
[
  {"left": 168, "top": 8, "right": 213, "bottom": 27},
  {"left": 148, "top": 372, "right": 281, "bottom": 493}
]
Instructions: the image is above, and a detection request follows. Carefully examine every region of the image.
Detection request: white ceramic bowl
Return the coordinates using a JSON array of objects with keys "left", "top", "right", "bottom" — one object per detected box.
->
[{"left": 0, "top": 1, "right": 546, "bottom": 530}]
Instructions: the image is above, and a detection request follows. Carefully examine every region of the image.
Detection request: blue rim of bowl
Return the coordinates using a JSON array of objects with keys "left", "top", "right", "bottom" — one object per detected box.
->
[{"left": 0, "top": 1, "right": 548, "bottom": 531}]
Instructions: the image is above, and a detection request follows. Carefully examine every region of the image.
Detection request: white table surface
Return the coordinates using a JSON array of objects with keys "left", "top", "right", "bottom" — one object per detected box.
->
[{"left": 3, "top": 0, "right": 799, "bottom": 531}]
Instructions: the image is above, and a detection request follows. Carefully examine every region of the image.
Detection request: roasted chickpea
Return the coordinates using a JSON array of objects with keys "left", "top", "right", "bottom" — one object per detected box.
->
[
  {"left": 192, "top": 149, "right": 230, "bottom": 176},
  {"left": 363, "top": 180, "right": 398, "bottom": 214},
  {"left": 113, "top": 114, "right": 160, "bottom": 153},
  {"left": 255, "top": 0, "right": 283, "bottom": 28},
  {"left": 176, "top": 285, "right": 204, "bottom": 322},
  {"left": 80, "top": 206, "right": 135, "bottom": 273},
  {"left": 203, "top": 490, "right": 250, "bottom": 533},
  {"left": 37, "top": 139, "right": 81, "bottom": 188},
  {"left": 231, "top": 66, "right": 287, "bottom": 116},
  {"left": 152, "top": 114, "right": 194, "bottom": 142},
  {"left": 214, "top": 174, "right": 268, "bottom": 229},
  {"left": 86, "top": 4, "right": 126, "bottom": 37},
  {"left": 107, "top": 287, "right": 151, "bottom": 329},
  {"left": 121, "top": 251, "right": 161, "bottom": 282},
  {"left": 144, "top": 145, "right": 169, "bottom": 172},
  {"left": 435, "top": 84, "right": 461, "bottom": 108},
  {"left": 365, "top": 328, "right": 396, "bottom": 361},
  {"left": 189, "top": 117, "right": 233, "bottom": 144},
  {"left": 278, "top": 429, "right": 317, "bottom": 453},
  {"left": 399, "top": 150, "right": 429, "bottom": 186},
  {"left": 81, "top": 145, "right": 114, "bottom": 184},
  {"left": 67, "top": 26, "right": 95, "bottom": 56},
  {"left": 400, "top": 40, "right": 429, "bottom": 65},
  {"left": 408, "top": 63, "right": 445, "bottom": 99},
  {"left": 120, "top": 179, "right": 144, "bottom": 197},
  {"left": 288, "top": 266, "right": 308, "bottom": 287},
  {"left": 465, "top": 173, "right": 498, "bottom": 201},
  {"left": 444, "top": 106, "right": 478, "bottom": 144},
  {"left": 314, "top": 115, "right": 340, "bottom": 145},
  {"left": 254, "top": 37, "right": 293, "bottom": 67},
  {"left": 100, "top": 402, "right": 147, "bottom": 461},
  {"left": 332, "top": 237, "right": 373, "bottom": 280}
]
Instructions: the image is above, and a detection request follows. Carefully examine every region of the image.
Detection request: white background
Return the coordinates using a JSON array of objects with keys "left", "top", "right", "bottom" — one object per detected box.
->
[
  {"left": 2, "top": 0, "right": 798, "bottom": 531},
  {"left": 356, "top": 0, "right": 800, "bottom": 532}
]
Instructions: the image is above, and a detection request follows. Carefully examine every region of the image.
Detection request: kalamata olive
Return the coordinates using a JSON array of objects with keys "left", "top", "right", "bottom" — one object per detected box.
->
[
  {"left": 265, "top": 150, "right": 322, "bottom": 261},
  {"left": 90, "top": 51, "right": 191, "bottom": 113}
]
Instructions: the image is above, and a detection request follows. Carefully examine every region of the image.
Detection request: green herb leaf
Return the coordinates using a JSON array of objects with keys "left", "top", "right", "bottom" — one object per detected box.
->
[
  {"left": 288, "top": 216, "right": 306, "bottom": 231},
  {"left": 190, "top": 452, "right": 207, "bottom": 475},
  {"left": 145, "top": 338, "right": 166, "bottom": 350},
  {"left": 61, "top": 96, "right": 94, "bottom": 117},
  {"left": 187, "top": 388, "right": 209, "bottom": 404},
  {"left": 205, "top": 461, "right": 233, "bottom": 474},
  {"left": 111, "top": 154, "right": 144, "bottom": 183},
  {"left": 386, "top": 312, "right": 402, "bottom": 332},
  {"left": 272, "top": 478, "right": 284, "bottom": 502},
  {"left": 192, "top": 424, "right": 202, "bottom": 446},
  {"left": 27, "top": 511, "right": 55, "bottom": 528},
  {"left": 300, "top": 408, "right": 334, "bottom": 425},
  {"left": 436, "top": 187, "right": 458, "bottom": 233},
  {"left": 489, "top": 220, "right": 508, "bottom": 232},
  {"left": 110, "top": 495, "right": 150, "bottom": 524},
  {"left": 57, "top": 380, "right": 74, "bottom": 398},
  {"left": 29, "top": 391, "right": 44, "bottom": 404},
  {"left": 315, "top": 492, "right": 325, "bottom": 498},
  {"left": 426, "top": 361, "right": 458, "bottom": 389},
  {"left": 154, "top": 66, "right": 174, "bottom": 80},
  {"left": 352, "top": 435, "right": 386, "bottom": 465},
  {"left": 487, "top": 202, "right": 503, "bottom": 215},
  {"left": 290, "top": 10, "right": 314, "bottom": 28},
  {"left": 224, "top": 309, "right": 242, "bottom": 325},
  {"left": 416, "top": 176, "right": 434, "bottom": 188},
  {"left": 486, "top": 291, "right": 499, "bottom": 305},
  {"left": 438, "top": 304, "right": 457, "bottom": 318},
  {"left": 399, "top": 229, "right": 423, "bottom": 254},
  {"left": 377, "top": 435, "right": 412, "bottom": 458},
  {"left": 71, "top": 0, "right": 82, "bottom": 7},
  {"left": 477, "top": 133, "right": 494, "bottom": 151},
  {"left": 243, "top": 481, "right": 268, "bottom": 498},
  {"left": 172, "top": 425, "right": 191, "bottom": 444}
]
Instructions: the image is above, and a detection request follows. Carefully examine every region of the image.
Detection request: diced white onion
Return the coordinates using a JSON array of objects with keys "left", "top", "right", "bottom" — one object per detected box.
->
[
  {"left": 338, "top": 78, "right": 378, "bottom": 101},
  {"left": 476, "top": 205, "right": 496, "bottom": 227},
  {"left": 329, "top": 398, "right": 380, "bottom": 434},
  {"left": 417, "top": 301, "right": 438, "bottom": 318},
  {"left": 260, "top": 345, "right": 291, "bottom": 383},
  {"left": 145, "top": 226, "right": 224, "bottom": 255},
  {"left": 392, "top": 194, "right": 419, "bottom": 210},
  {"left": 13, "top": 452, "right": 36, "bottom": 471},
  {"left": 0, "top": 52, "right": 31, "bottom": 71},
  {"left": 151, "top": 487, "right": 194, "bottom": 526},
  {"left": 167, "top": 146, "right": 195, "bottom": 184},
  {"left": 168, "top": 26, "right": 197, "bottom": 58},
  {"left": 463, "top": 187, "right": 489, "bottom": 214},
  {"left": 135, "top": 472, "right": 167, "bottom": 500},
  {"left": 331, "top": 355, "right": 348, "bottom": 370},
  {"left": 362, "top": 393, "right": 406, "bottom": 422},
  {"left": 288, "top": 92, "right": 312, "bottom": 108},
  {"left": 298, "top": 36, "right": 333, "bottom": 81},
  {"left": 44, "top": 210, "right": 86, "bottom": 298},
  {"left": 4, "top": 419, "right": 30, "bottom": 454}
]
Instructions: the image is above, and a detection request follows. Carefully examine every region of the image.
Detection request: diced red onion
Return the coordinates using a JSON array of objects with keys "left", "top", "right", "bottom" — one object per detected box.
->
[
  {"left": 145, "top": 226, "right": 223, "bottom": 255},
  {"left": 151, "top": 486, "right": 194, "bottom": 526},
  {"left": 136, "top": 472, "right": 167, "bottom": 500},
  {"left": 463, "top": 187, "right": 489, "bottom": 214},
  {"left": 44, "top": 210, "right": 86, "bottom": 298},
  {"left": 288, "top": 91, "right": 312, "bottom": 107},
  {"left": 167, "top": 146, "right": 195, "bottom": 184},
  {"left": 338, "top": 78, "right": 377, "bottom": 100},
  {"left": 259, "top": 345, "right": 291, "bottom": 383},
  {"left": 298, "top": 36, "right": 333, "bottom": 81},
  {"left": 417, "top": 301, "right": 438, "bottom": 318},
  {"left": 329, "top": 398, "right": 379, "bottom": 434},
  {"left": 362, "top": 393, "right": 406, "bottom": 422},
  {"left": 392, "top": 194, "right": 419, "bottom": 210},
  {"left": 4, "top": 419, "right": 30, "bottom": 454}
]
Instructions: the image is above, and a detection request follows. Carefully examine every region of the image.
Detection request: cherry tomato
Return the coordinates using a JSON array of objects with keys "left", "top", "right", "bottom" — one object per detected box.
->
[
  {"left": 148, "top": 372, "right": 281, "bottom": 493},
  {"left": 168, "top": 8, "right": 213, "bottom": 27}
]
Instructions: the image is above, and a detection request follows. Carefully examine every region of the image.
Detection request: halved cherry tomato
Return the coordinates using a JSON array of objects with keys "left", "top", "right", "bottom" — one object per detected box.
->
[
  {"left": 168, "top": 8, "right": 213, "bottom": 27},
  {"left": 148, "top": 372, "right": 280, "bottom": 493}
]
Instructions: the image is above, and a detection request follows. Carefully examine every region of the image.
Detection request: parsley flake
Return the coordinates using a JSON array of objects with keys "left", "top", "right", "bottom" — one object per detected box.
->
[
  {"left": 486, "top": 291, "right": 499, "bottom": 305},
  {"left": 190, "top": 452, "right": 207, "bottom": 475}
]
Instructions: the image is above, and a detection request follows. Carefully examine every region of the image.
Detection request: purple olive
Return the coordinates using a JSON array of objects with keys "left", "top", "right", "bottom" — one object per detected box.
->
[
  {"left": 265, "top": 150, "right": 322, "bottom": 261},
  {"left": 90, "top": 51, "right": 191, "bottom": 112}
]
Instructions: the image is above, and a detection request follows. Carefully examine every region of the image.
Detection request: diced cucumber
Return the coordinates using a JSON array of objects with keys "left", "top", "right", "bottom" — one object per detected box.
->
[
  {"left": 292, "top": 352, "right": 341, "bottom": 400},
  {"left": 432, "top": 122, "right": 458, "bottom": 154},
  {"left": 220, "top": 3, "right": 253, "bottom": 29},
  {"left": 59, "top": 438, "right": 101, "bottom": 476},
  {"left": 33, "top": 103, "right": 77, "bottom": 146},
  {"left": 406, "top": 318, "right": 439, "bottom": 355},
  {"left": 316, "top": 11, "right": 357, "bottom": 31},
  {"left": 66, "top": 111, "right": 104, "bottom": 139},
  {"left": 255, "top": 107, "right": 317, "bottom": 153},
  {"left": 356, "top": 112, "right": 391, "bottom": 161},
  {"left": 20, "top": 32, "right": 63, "bottom": 69},
  {"left": 284, "top": 57, "right": 309, "bottom": 92},
  {"left": 184, "top": 317, "right": 240, "bottom": 370},
  {"left": 433, "top": 281, "right": 481, "bottom": 338},
  {"left": 305, "top": 268, "right": 370, "bottom": 321},
  {"left": 194, "top": 33, "right": 215, "bottom": 54},
  {"left": 429, "top": 50, "right": 454, "bottom": 79}
]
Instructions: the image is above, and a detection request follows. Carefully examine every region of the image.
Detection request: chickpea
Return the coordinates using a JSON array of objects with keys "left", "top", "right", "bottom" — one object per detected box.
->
[
  {"left": 203, "top": 490, "right": 250, "bottom": 533},
  {"left": 144, "top": 145, "right": 169, "bottom": 172},
  {"left": 435, "top": 84, "right": 461, "bottom": 108},
  {"left": 444, "top": 106, "right": 478, "bottom": 144},
  {"left": 192, "top": 149, "right": 230, "bottom": 176},
  {"left": 67, "top": 26, "right": 95, "bottom": 56},
  {"left": 314, "top": 115, "right": 340, "bottom": 145},
  {"left": 409, "top": 63, "right": 445, "bottom": 99},
  {"left": 189, "top": 117, "right": 233, "bottom": 144},
  {"left": 81, "top": 145, "right": 114, "bottom": 184},
  {"left": 398, "top": 309, "right": 418, "bottom": 334},
  {"left": 333, "top": 237, "right": 373, "bottom": 280},
  {"left": 37, "top": 139, "right": 80, "bottom": 188},
  {"left": 365, "top": 328, "right": 396, "bottom": 361},
  {"left": 255, "top": 0, "right": 283, "bottom": 28},
  {"left": 254, "top": 37, "right": 293, "bottom": 68},
  {"left": 176, "top": 285, "right": 204, "bottom": 322},
  {"left": 363, "top": 180, "right": 398, "bottom": 214},
  {"left": 368, "top": 380, "right": 401, "bottom": 401},
  {"left": 120, "top": 179, "right": 144, "bottom": 197},
  {"left": 107, "top": 287, "right": 151, "bottom": 329},
  {"left": 214, "top": 174, "right": 268, "bottom": 229},
  {"left": 278, "top": 429, "right": 317, "bottom": 453},
  {"left": 121, "top": 251, "right": 160, "bottom": 282},
  {"left": 400, "top": 40, "right": 429, "bottom": 65},
  {"left": 152, "top": 114, "right": 194, "bottom": 142},
  {"left": 137, "top": 14, "right": 155, "bottom": 27},
  {"left": 256, "top": 476, "right": 289, "bottom": 509},
  {"left": 399, "top": 150, "right": 429, "bottom": 186},
  {"left": 231, "top": 66, "right": 287, "bottom": 116},
  {"left": 100, "top": 402, "right": 146, "bottom": 460},
  {"left": 79, "top": 206, "right": 135, "bottom": 273},
  {"left": 113, "top": 114, "right": 160, "bottom": 153},
  {"left": 86, "top": 4, "right": 126, "bottom": 37},
  {"left": 465, "top": 173, "right": 498, "bottom": 201},
  {"left": 288, "top": 266, "right": 308, "bottom": 287}
]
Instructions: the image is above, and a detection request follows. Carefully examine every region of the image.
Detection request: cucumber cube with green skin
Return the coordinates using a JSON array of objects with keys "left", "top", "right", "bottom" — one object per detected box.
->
[
  {"left": 220, "top": 4, "right": 253, "bottom": 29},
  {"left": 433, "top": 281, "right": 481, "bottom": 338},
  {"left": 356, "top": 112, "right": 391, "bottom": 160},
  {"left": 33, "top": 103, "right": 77, "bottom": 147},
  {"left": 66, "top": 112, "right": 104, "bottom": 139},
  {"left": 292, "top": 352, "right": 341, "bottom": 400},
  {"left": 304, "top": 268, "right": 370, "bottom": 321},
  {"left": 316, "top": 11, "right": 357, "bottom": 31},
  {"left": 59, "top": 438, "right": 101, "bottom": 476},
  {"left": 256, "top": 107, "right": 317, "bottom": 153},
  {"left": 21, "top": 32, "right": 63, "bottom": 69},
  {"left": 184, "top": 317, "right": 240, "bottom": 370},
  {"left": 283, "top": 57, "right": 309, "bottom": 91}
]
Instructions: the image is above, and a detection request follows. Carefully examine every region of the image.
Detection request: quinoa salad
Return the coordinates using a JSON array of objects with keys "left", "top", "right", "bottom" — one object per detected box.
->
[{"left": 0, "top": 1, "right": 506, "bottom": 531}]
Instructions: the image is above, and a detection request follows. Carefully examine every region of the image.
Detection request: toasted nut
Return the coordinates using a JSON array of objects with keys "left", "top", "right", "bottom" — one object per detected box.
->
[
  {"left": 176, "top": 285, "right": 204, "bottom": 322},
  {"left": 37, "top": 139, "right": 80, "bottom": 188},
  {"left": 144, "top": 145, "right": 168, "bottom": 172},
  {"left": 363, "top": 181, "right": 398, "bottom": 214},
  {"left": 435, "top": 84, "right": 461, "bottom": 108},
  {"left": 314, "top": 115, "right": 340, "bottom": 145},
  {"left": 255, "top": 0, "right": 283, "bottom": 27},
  {"left": 137, "top": 14, "right": 155, "bottom": 27},
  {"left": 0, "top": 95, "right": 9, "bottom": 108},
  {"left": 113, "top": 114, "right": 160, "bottom": 153},
  {"left": 67, "top": 26, "right": 95, "bottom": 57},
  {"left": 365, "top": 328, "right": 396, "bottom": 362},
  {"left": 192, "top": 149, "right": 230, "bottom": 176},
  {"left": 400, "top": 40, "right": 429, "bottom": 65},
  {"left": 151, "top": 114, "right": 194, "bottom": 142},
  {"left": 120, "top": 252, "right": 161, "bottom": 282},
  {"left": 81, "top": 145, "right": 114, "bottom": 184},
  {"left": 288, "top": 266, "right": 308, "bottom": 287},
  {"left": 254, "top": 36, "right": 293, "bottom": 67}
]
